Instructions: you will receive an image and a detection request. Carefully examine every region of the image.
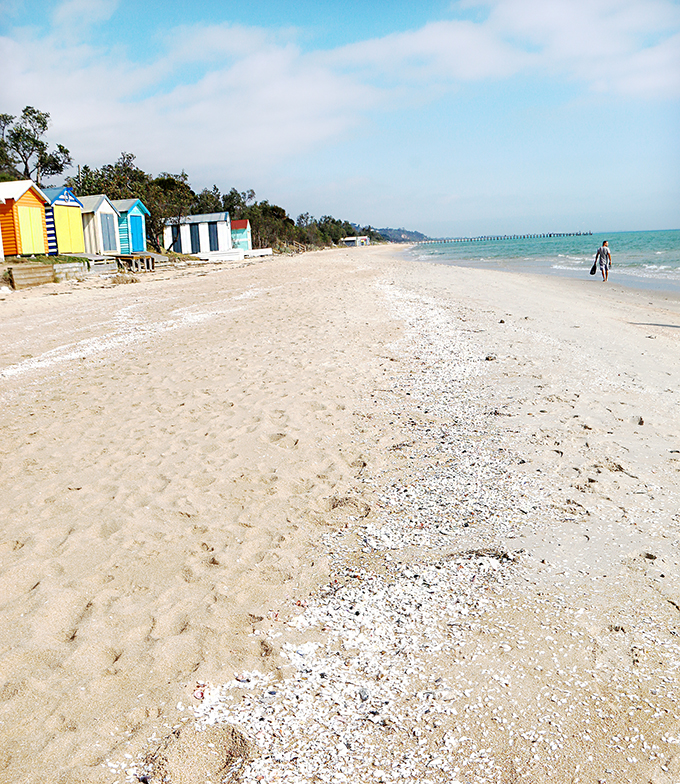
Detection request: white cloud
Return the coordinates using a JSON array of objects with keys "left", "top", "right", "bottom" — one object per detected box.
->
[
  {"left": 327, "top": 20, "right": 531, "bottom": 83},
  {"left": 327, "top": 0, "right": 680, "bottom": 97},
  {"left": 0, "top": 0, "right": 676, "bottom": 188},
  {"left": 160, "top": 23, "right": 273, "bottom": 65},
  {"left": 463, "top": 0, "right": 680, "bottom": 96},
  {"left": 0, "top": 19, "right": 377, "bottom": 181},
  {"left": 52, "top": 0, "right": 119, "bottom": 35}
]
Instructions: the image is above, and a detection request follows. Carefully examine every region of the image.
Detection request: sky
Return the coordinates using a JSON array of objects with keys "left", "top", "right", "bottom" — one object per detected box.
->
[{"left": 1, "top": 0, "right": 679, "bottom": 236}]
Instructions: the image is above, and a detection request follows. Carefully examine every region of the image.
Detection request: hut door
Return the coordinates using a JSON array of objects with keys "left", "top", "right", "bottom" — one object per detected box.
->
[
  {"left": 54, "top": 206, "right": 84, "bottom": 253},
  {"left": 18, "top": 206, "right": 45, "bottom": 254},
  {"left": 54, "top": 206, "right": 70, "bottom": 251},
  {"left": 130, "top": 215, "right": 144, "bottom": 252},
  {"left": 67, "top": 208, "right": 85, "bottom": 252},
  {"left": 171, "top": 225, "right": 181, "bottom": 253},
  {"left": 101, "top": 213, "right": 117, "bottom": 252},
  {"left": 208, "top": 222, "right": 218, "bottom": 251},
  {"left": 190, "top": 223, "right": 200, "bottom": 254}
]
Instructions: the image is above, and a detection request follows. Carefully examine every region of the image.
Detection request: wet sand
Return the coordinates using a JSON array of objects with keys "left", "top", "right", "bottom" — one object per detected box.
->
[{"left": 0, "top": 246, "right": 679, "bottom": 783}]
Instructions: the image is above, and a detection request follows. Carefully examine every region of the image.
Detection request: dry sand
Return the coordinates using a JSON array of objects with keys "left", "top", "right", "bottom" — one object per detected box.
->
[{"left": 0, "top": 246, "right": 679, "bottom": 783}]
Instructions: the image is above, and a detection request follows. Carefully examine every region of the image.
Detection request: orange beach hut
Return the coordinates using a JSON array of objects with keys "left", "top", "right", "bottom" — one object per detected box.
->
[{"left": 0, "top": 180, "right": 49, "bottom": 256}]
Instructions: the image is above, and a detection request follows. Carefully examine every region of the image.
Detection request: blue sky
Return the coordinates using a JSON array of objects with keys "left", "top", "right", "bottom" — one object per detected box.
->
[{"left": 1, "top": 0, "right": 678, "bottom": 235}]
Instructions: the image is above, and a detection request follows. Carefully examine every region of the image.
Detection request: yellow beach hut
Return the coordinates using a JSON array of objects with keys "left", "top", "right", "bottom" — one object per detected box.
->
[
  {"left": 0, "top": 180, "right": 49, "bottom": 256},
  {"left": 43, "top": 187, "right": 85, "bottom": 255}
]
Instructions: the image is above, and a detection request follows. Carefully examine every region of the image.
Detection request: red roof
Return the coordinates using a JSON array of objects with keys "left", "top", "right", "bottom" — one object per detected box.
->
[{"left": 231, "top": 219, "right": 249, "bottom": 230}]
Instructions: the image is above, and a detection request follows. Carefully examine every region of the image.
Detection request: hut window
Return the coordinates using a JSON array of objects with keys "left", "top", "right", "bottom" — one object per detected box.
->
[{"left": 208, "top": 222, "right": 218, "bottom": 251}]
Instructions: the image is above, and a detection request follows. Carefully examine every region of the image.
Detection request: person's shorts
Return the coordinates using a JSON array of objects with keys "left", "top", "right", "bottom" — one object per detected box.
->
[{"left": 598, "top": 259, "right": 610, "bottom": 270}]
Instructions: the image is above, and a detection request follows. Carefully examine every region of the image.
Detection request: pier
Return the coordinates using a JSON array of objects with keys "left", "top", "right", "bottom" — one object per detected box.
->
[{"left": 417, "top": 231, "right": 592, "bottom": 245}]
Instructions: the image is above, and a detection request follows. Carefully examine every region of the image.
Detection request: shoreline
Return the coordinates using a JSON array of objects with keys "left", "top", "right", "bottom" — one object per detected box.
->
[
  {"left": 1, "top": 245, "right": 679, "bottom": 782},
  {"left": 404, "top": 228, "right": 680, "bottom": 297},
  {"left": 414, "top": 255, "right": 680, "bottom": 297}
]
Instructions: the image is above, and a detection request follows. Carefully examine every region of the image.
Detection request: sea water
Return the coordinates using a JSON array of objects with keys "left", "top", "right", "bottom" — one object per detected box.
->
[{"left": 408, "top": 229, "right": 680, "bottom": 294}]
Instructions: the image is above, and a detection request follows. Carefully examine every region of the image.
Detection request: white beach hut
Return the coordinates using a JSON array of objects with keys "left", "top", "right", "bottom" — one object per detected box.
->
[
  {"left": 340, "top": 236, "right": 370, "bottom": 247},
  {"left": 79, "top": 195, "right": 121, "bottom": 255},
  {"left": 163, "top": 212, "right": 241, "bottom": 259}
]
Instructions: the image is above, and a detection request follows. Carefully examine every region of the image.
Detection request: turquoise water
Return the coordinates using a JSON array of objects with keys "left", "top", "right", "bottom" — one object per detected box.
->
[{"left": 409, "top": 230, "right": 680, "bottom": 293}]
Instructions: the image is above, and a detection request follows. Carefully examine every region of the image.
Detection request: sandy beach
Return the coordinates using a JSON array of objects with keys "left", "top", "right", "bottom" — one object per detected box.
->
[{"left": 1, "top": 245, "right": 680, "bottom": 784}]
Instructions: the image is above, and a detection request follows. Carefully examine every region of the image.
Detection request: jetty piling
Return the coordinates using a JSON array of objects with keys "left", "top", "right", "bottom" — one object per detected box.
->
[{"left": 416, "top": 231, "right": 592, "bottom": 245}]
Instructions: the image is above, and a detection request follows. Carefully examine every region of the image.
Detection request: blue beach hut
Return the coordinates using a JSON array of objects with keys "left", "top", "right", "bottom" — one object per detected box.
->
[
  {"left": 42, "top": 186, "right": 85, "bottom": 255},
  {"left": 110, "top": 198, "right": 150, "bottom": 254}
]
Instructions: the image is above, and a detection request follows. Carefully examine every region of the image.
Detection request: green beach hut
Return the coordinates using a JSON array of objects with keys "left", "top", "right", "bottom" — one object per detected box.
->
[{"left": 110, "top": 198, "right": 150, "bottom": 254}]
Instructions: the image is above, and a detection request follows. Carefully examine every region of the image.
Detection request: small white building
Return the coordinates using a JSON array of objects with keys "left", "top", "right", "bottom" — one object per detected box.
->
[
  {"left": 79, "top": 195, "right": 121, "bottom": 255},
  {"left": 340, "top": 236, "right": 370, "bottom": 247},
  {"left": 163, "top": 212, "right": 241, "bottom": 259}
]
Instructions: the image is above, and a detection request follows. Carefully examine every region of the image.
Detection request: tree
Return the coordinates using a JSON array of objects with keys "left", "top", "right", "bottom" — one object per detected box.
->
[
  {"left": 317, "top": 215, "right": 357, "bottom": 245},
  {"left": 153, "top": 172, "right": 195, "bottom": 224},
  {"left": 0, "top": 114, "right": 20, "bottom": 181},
  {"left": 296, "top": 212, "right": 313, "bottom": 228},
  {"left": 222, "top": 187, "right": 255, "bottom": 219},
  {"left": 66, "top": 153, "right": 198, "bottom": 250},
  {"left": 69, "top": 152, "right": 147, "bottom": 199},
  {"left": 66, "top": 147, "right": 385, "bottom": 252},
  {"left": 151, "top": 171, "right": 196, "bottom": 249},
  {"left": 242, "top": 199, "right": 297, "bottom": 249},
  {"left": 192, "top": 185, "right": 224, "bottom": 215},
  {"left": 1, "top": 106, "right": 72, "bottom": 185}
]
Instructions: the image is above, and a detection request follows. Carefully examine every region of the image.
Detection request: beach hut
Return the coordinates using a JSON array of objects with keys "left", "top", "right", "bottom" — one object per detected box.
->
[
  {"left": 110, "top": 198, "right": 150, "bottom": 254},
  {"left": 163, "top": 212, "right": 232, "bottom": 255},
  {"left": 340, "top": 236, "right": 370, "bottom": 247},
  {"left": 42, "top": 186, "right": 85, "bottom": 255},
  {"left": 0, "top": 180, "right": 49, "bottom": 256},
  {"left": 79, "top": 195, "right": 121, "bottom": 255},
  {"left": 231, "top": 219, "right": 252, "bottom": 251}
]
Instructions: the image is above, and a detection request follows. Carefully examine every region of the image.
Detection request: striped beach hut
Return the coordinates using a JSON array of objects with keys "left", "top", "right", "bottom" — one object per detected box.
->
[
  {"left": 0, "top": 180, "right": 49, "bottom": 256},
  {"left": 231, "top": 219, "right": 252, "bottom": 251},
  {"left": 42, "top": 187, "right": 85, "bottom": 255},
  {"left": 110, "top": 198, "right": 149, "bottom": 254},
  {"left": 79, "top": 195, "right": 121, "bottom": 255}
]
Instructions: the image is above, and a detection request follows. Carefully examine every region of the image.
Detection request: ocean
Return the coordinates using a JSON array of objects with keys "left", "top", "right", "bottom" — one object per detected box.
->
[{"left": 408, "top": 229, "right": 680, "bottom": 294}]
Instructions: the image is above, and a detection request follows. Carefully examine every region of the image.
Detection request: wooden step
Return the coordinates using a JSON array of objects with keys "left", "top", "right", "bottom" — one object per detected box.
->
[{"left": 9, "top": 265, "right": 55, "bottom": 290}]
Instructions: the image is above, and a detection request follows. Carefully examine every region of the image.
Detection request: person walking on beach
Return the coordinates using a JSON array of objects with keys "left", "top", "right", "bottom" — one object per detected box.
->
[{"left": 595, "top": 240, "right": 612, "bottom": 282}]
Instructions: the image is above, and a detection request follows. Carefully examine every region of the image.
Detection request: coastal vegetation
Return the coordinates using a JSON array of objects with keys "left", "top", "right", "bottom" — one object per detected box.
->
[
  {"left": 0, "top": 105, "right": 422, "bottom": 254},
  {"left": 0, "top": 107, "right": 72, "bottom": 185},
  {"left": 63, "top": 152, "right": 385, "bottom": 252}
]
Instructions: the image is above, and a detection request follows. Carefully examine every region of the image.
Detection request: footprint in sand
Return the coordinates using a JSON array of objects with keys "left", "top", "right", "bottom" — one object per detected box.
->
[
  {"left": 265, "top": 433, "right": 299, "bottom": 449},
  {"left": 145, "top": 723, "right": 250, "bottom": 784}
]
